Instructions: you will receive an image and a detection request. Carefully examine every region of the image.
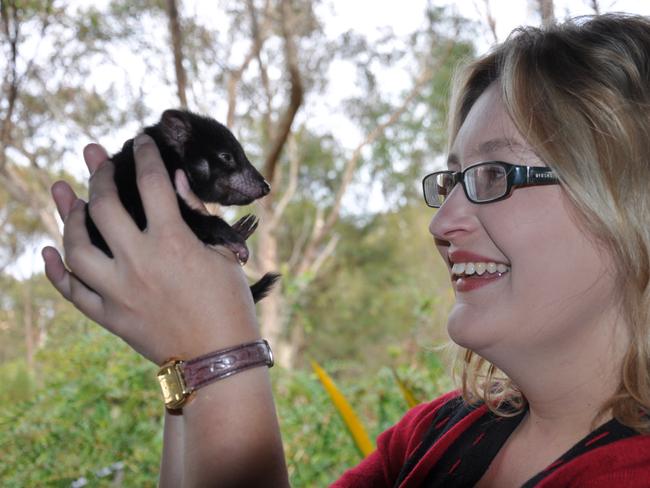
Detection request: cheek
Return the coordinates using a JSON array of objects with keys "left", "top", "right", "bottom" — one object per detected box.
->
[{"left": 493, "top": 196, "right": 616, "bottom": 343}]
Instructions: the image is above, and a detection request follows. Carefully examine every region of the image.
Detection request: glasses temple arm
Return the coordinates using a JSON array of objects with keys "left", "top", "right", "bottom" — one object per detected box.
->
[{"left": 525, "top": 166, "right": 560, "bottom": 186}]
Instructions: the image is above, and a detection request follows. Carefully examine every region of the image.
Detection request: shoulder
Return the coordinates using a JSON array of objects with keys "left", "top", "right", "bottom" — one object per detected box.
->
[
  {"left": 539, "top": 434, "right": 650, "bottom": 487},
  {"left": 331, "top": 389, "right": 466, "bottom": 488}
]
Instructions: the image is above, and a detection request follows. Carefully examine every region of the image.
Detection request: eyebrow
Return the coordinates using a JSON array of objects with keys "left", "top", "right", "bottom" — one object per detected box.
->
[{"left": 447, "top": 138, "right": 524, "bottom": 168}]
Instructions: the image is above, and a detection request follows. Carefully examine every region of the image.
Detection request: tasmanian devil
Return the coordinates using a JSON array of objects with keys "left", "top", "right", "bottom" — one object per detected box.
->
[{"left": 85, "top": 109, "right": 280, "bottom": 303}]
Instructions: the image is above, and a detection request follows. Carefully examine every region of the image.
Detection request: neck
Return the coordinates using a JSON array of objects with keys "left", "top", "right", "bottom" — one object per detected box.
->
[{"left": 477, "top": 309, "right": 630, "bottom": 439}]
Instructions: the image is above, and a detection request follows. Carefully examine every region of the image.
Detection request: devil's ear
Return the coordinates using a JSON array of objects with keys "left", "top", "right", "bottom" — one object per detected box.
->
[{"left": 161, "top": 109, "right": 191, "bottom": 155}]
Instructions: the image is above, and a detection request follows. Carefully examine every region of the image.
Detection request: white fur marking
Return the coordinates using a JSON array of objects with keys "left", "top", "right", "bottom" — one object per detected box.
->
[{"left": 196, "top": 158, "right": 210, "bottom": 178}]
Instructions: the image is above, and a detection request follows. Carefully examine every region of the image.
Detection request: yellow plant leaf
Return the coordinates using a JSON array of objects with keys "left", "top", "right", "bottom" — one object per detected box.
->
[
  {"left": 311, "top": 360, "right": 374, "bottom": 457},
  {"left": 391, "top": 367, "right": 419, "bottom": 409}
]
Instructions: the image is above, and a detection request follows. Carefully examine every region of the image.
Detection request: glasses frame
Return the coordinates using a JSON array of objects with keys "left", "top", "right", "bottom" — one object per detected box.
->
[{"left": 422, "top": 161, "right": 560, "bottom": 208}]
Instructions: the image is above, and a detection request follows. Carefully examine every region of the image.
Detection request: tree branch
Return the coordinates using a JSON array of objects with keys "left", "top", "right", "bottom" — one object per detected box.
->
[
  {"left": 537, "top": 0, "right": 555, "bottom": 27},
  {"left": 166, "top": 0, "right": 188, "bottom": 108},
  {"left": 261, "top": 0, "right": 303, "bottom": 182},
  {"left": 473, "top": 0, "right": 498, "bottom": 44},
  {"left": 269, "top": 131, "right": 299, "bottom": 227},
  {"left": 226, "top": 1, "right": 272, "bottom": 128},
  {"left": 247, "top": 0, "right": 273, "bottom": 141},
  {"left": 296, "top": 40, "right": 455, "bottom": 275},
  {"left": 0, "top": 0, "right": 19, "bottom": 171},
  {"left": 0, "top": 165, "right": 61, "bottom": 246}
]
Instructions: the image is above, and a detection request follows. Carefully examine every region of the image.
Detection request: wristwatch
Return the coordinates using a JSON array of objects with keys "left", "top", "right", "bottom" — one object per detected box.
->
[{"left": 156, "top": 339, "right": 274, "bottom": 413}]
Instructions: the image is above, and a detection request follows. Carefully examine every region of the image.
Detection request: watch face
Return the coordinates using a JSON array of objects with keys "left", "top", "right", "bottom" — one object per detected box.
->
[{"left": 157, "top": 362, "right": 189, "bottom": 408}]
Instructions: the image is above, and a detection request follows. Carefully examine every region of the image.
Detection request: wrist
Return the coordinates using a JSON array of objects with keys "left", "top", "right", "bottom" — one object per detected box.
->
[
  {"left": 156, "top": 339, "right": 274, "bottom": 413},
  {"left": 154, "top": 312, "right": 261, "bottom": 366}
]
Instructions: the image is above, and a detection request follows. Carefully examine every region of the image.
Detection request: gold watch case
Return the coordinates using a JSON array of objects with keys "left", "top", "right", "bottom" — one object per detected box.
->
[{"left": 157, "top": 360, "right": 192, "bottom": 409}]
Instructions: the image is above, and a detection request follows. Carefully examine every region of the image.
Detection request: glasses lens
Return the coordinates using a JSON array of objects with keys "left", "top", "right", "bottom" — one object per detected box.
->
[
  {"left": 465, "top": 163, "right": 508, "bottom": 202},
  {"left": 423, "top": 172, "right": 455, "bottom": 207}
]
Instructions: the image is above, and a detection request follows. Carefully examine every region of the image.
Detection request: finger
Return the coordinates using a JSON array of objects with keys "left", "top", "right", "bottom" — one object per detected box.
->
[
  {"left": 132, "top": 133, "right": 182, "bottom": 229},
  {"left": 83, "top": 143, "right": 110, "bottom": 175},
  {"left": 63, "top": 198, "right": 113, "bottom": 292},
  {"left": 175, "top": 169, "right": 209, "bottom": 215},
  {"left": 42, "top": 246, "right": 105, "bottom": 320},
  {"left": 208, "top": 244, "right": 244, "bottom": 265},
  {"left": 42, "top": 245, "right": 69, "bottom": 292},
  {"left": 51, "top": 180, "right": 79, "bottom": 221},
  {"left": 86, "top": 158, "right": 140, "bottom": 255}
]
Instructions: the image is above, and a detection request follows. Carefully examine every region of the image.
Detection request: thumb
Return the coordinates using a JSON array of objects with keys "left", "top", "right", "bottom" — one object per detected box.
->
[{"left": 175, "top": 169, "right": 209, "bottom": 215}]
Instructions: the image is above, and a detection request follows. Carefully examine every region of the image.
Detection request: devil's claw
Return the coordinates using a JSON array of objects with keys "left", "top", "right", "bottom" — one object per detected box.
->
[{"left": 232, "top": 214, "right": 259, "bottom": 240}]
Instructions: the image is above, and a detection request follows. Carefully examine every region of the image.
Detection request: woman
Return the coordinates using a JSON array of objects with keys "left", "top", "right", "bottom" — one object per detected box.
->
[{"left": 44, "top": 13, "right": 650, "bottom": 487}]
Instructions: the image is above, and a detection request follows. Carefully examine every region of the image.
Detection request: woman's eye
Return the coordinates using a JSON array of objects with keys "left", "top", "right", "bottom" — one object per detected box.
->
[
  {"left": 485, "top": 169, "right": 501, "bottom": 182},
  {"left": 476, "top": 166, "right": 501, "bottom": 184}
]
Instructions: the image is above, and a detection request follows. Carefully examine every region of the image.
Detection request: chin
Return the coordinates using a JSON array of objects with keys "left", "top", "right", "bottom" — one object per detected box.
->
[{"left": 446, "top": 308, "right": 502, "bottom": 352}]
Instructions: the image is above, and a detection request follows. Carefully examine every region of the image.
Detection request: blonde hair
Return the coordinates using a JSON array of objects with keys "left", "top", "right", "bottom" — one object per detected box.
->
[{"left": 448, "top": 14, "right": 650, "bottom": 432}]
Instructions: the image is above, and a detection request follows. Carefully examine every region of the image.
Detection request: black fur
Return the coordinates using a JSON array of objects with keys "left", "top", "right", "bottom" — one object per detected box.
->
[{"left": 85, "top": 109, "right": 280, "bottom": 303}]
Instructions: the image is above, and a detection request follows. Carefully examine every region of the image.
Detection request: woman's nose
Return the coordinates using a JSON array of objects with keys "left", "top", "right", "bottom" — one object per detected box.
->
[{"left": 428, "top": 184, "right": 477, "bottom": 242}]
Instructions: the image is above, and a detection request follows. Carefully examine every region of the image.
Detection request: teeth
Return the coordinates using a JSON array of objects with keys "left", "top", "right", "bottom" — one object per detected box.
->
[
  {"left": 451, "top": 261, "right": 510, "bottom": 277},
  {"left": 451, "top": 263, "right": 466, "bottom": 274}
]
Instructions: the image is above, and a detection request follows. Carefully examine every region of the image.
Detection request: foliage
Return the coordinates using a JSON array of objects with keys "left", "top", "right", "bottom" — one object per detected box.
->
[
  {"left": 276, "top": 351, "right": 453, "bottom": 486},
  {"left": 1, "top": 1, "right": 458, "bottom": 485},
  {"left": 0, "top": 322, "right": 453, "bottom": 487},
  {"left": 0, "top": 272, "right": 84, "bottom": 364},
  {"left": 310, "top": 359, "right": 375, "bottom": 457},
  {"left": 0, "top": 327, "right": 162, "bottom": 487},
  {"left": 292, "top": 203, "right": 454, "bottom": 368}
]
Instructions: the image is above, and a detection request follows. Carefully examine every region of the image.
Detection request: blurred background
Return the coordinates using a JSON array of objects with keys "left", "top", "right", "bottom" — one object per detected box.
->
[{"left": 1, "top": 0, "right": 647, "bottom": 485}]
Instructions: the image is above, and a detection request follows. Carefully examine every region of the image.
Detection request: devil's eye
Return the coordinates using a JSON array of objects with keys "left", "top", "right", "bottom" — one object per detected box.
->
[{"left": 218, "top": 152, "right": 235, "bottom": 165}]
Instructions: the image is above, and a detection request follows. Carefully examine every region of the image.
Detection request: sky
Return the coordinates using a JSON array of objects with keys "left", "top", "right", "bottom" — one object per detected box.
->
[{"left": 10, "top": 0, "right": 650, "bottom": 278}]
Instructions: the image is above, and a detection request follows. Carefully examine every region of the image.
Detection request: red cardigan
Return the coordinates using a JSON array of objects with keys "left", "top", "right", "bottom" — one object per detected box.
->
[{"left": 331, "top": 390, "right": 650, "bottom": 487}]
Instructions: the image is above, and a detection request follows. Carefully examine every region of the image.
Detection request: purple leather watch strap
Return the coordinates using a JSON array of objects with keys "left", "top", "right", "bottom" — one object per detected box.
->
[{"left": 182, "top": 339, "right": 273, "bottom": 391}]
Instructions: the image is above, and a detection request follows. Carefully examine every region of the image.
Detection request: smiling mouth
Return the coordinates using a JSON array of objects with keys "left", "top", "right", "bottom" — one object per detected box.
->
[
  {"left": 450, "top": 261, "right": 510, "bottom": 292},
  {"left": 451, "top": 261, "right": 510, "bottom": 279}
]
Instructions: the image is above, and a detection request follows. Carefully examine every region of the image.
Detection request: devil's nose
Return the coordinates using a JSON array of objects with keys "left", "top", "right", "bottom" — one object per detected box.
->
[{"left": 262, "top": 180, "right": 271, "bottom": 195}]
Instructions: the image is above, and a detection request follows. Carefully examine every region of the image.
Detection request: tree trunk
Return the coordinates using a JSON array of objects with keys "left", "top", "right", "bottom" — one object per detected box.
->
[
  {"left": 23, "top": 277, "right": 34, "bottom": 375},
  {"left": 166, "top": 0, "right": 188, "bottom": 108},
  {"left": 258, "top": 204, "right": 289, "bottom": 365},
  {"left": 537, "top": 0, "right": 555, "bottom": 27},
  {"left": 255, "top": 0, "right": 303, "bottom": 367}
]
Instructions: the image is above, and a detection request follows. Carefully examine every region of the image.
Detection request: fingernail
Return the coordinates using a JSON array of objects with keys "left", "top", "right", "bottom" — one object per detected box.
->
[
  {"left": 73, "top": 198, "right": 85, "bottom": 210},
  {"left": 133, "top": 133, "right": 151, "bottom": 151}
]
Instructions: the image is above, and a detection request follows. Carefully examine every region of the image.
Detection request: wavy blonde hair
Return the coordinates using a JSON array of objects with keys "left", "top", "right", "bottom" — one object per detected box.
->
[{"left": 448, "top": 14, "right": 650, "bottom": 432}]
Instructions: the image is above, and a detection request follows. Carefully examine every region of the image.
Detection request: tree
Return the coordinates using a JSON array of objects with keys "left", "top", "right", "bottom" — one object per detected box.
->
[
  {"left": 165, "top": 0, "right": 188, "bottom": 108},
  {"left": 206, "top": 1, "right": 469, "bottom": 365},
  {"left": 0, "top": 0, "right": 63, "bottom": 248},
  {"left": 536, "top": 0, "right": 555, "bottom": 26},
  {"left": 1, "top": 0, "right": 473, "bottom": 367}
]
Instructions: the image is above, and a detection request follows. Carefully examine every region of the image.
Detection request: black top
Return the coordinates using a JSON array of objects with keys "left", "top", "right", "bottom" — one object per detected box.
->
[{"left": 394, "top": 396, "right": 639, "bottom": 487}]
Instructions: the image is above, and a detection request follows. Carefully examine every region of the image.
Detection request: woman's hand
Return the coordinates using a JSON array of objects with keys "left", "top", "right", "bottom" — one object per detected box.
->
[{"left": 42, "top": 134, "right": 261, "bottom": 365}]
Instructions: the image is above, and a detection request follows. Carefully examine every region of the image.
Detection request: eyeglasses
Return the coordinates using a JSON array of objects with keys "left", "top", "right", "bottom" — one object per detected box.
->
[{"left": 422, "top": 161, "right": 560, "bottom": 208}]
